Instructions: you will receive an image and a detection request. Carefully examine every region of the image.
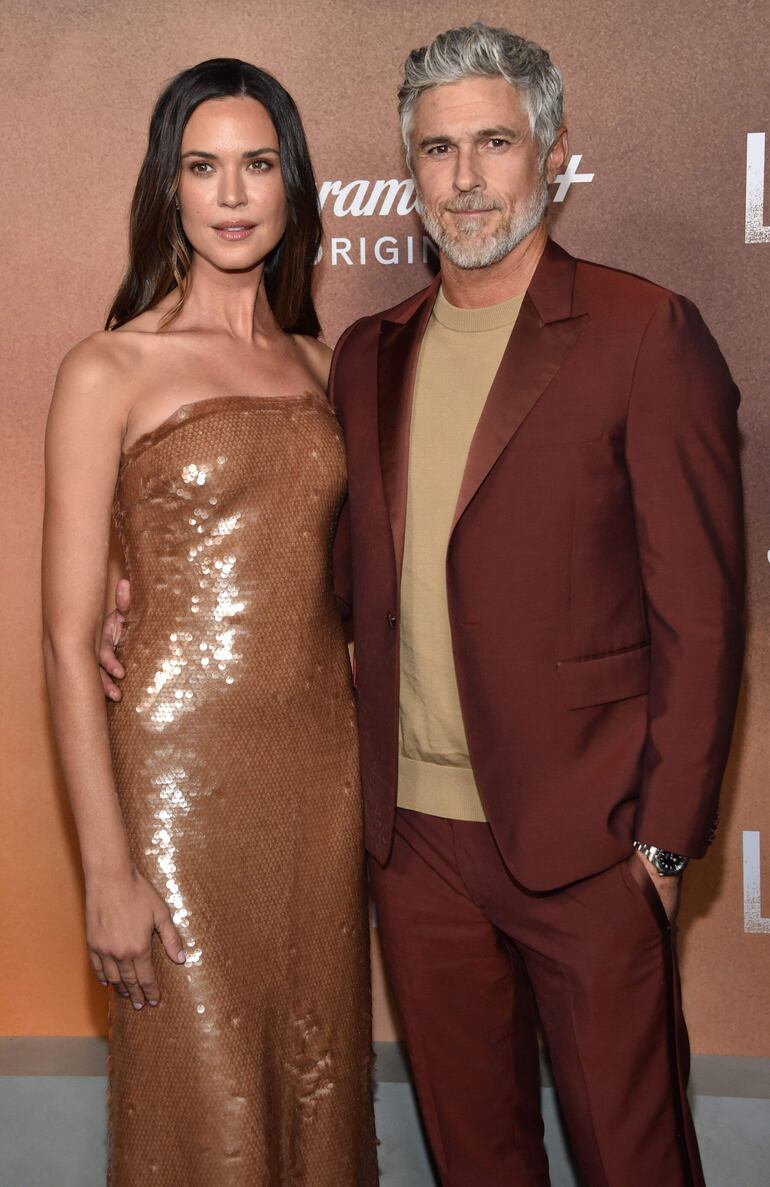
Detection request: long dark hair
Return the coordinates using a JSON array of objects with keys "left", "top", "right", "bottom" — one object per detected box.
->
[{"left": 106, "top": 59, "right": 321, "bottom": 335}]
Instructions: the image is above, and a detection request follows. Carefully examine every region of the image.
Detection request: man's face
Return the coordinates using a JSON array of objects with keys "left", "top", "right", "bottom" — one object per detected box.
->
[{"left": 409, "top": 76, "right": 565, "bottom": 269}]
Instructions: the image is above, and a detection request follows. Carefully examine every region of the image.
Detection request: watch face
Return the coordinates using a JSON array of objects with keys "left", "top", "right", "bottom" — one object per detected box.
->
[{"left": 655, "top": 850, "right": 688, "bottom": 876}]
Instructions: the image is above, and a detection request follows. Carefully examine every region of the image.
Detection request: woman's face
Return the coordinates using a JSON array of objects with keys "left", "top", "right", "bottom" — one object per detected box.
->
[{"left": 177, "top": 96, "right": 288, "bottom": 272}]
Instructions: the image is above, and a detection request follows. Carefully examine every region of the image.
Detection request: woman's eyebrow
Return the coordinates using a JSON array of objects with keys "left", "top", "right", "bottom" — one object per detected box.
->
[{"left": 180, "top": 147, "right": 280, "bottom": 159}]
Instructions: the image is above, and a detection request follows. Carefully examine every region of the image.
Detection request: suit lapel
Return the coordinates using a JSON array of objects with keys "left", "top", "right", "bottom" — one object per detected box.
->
[
  {"left": 377, "top": 278, "right": 439, "bottom": 581},
  {"left": 450, "top": 240, "right": 588, "bottom": 536}
]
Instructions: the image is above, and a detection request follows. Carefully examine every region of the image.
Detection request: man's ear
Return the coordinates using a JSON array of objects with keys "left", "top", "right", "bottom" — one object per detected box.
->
[{"left": 546, "top": 126, "right": 569, "bottom": 183}]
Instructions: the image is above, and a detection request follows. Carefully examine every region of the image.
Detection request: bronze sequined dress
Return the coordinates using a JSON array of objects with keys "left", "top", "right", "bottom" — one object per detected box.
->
[{"left": 107, "top": 393, "right": 377, "bottom": 1186}]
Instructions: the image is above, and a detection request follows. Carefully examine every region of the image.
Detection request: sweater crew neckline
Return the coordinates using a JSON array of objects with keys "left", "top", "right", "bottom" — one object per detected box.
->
[{"left": 432, "top": 286, "right": 525, "bottom": 333}]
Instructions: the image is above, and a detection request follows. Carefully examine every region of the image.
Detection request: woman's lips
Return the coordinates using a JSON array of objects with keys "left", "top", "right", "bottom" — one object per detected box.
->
[{"left": 213, "top": 223, "right": 256, "bottom": 241}]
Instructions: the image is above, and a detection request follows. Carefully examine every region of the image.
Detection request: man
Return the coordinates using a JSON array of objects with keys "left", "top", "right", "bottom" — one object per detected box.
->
[
  {"left": 327, "top": 23, "right": 743, "bottom": 1187},
  {"left": 101, "top": 23, "right": 744, "bottom": 1186}
]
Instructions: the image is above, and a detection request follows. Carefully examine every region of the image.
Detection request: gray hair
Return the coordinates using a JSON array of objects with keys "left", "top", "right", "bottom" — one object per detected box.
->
[{"left": 398, "top": 23, "right": 564, "bottom": 166}]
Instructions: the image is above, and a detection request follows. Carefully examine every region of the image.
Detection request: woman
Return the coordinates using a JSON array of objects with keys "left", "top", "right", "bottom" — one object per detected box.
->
[{"left": 42, "top": 58, "right": 378, "bottom": 1185}]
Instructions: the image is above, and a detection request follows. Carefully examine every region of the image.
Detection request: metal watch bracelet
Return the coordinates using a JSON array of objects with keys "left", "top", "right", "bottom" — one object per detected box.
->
[{"left": 632, "top": 841, "right": 689, "bottom": 876}]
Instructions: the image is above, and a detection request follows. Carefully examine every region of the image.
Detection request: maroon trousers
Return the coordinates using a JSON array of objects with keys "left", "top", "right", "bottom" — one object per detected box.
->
[{"left": 370, "top": 809, "right": 704, "bottom": 1187}]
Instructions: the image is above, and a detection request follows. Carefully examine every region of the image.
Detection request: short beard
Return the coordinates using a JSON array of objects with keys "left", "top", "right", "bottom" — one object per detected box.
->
[{"left": 416, "top": 177, "right": 549, "bottom": 270}]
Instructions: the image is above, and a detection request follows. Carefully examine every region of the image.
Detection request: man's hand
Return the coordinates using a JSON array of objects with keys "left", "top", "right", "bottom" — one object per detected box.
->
[
  {"left": 632, "top": 848, "right": 682, "bottom": 923},
  {"left": 99, "top": 578, "right": 131, "bottom": 701}
]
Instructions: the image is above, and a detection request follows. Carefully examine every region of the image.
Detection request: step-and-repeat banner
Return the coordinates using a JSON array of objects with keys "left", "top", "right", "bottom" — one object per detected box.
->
[{"left": 1, "top": 0, "right": 768, "bottom": 1055}]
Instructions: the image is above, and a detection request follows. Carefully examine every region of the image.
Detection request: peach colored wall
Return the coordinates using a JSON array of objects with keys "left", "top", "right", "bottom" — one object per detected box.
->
[{"left": 1, "top": 0, "right": 768, "bottom": 1053}]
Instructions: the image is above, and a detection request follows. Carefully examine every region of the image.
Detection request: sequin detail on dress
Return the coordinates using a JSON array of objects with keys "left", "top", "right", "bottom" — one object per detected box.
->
[{"left": 107, "top": 394, "right": 377, "bottom": 1186}]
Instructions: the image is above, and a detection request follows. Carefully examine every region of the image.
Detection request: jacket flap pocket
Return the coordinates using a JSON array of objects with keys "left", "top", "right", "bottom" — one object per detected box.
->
[{"left": 557, "top": 643, "right": 651, "bottom": 709}]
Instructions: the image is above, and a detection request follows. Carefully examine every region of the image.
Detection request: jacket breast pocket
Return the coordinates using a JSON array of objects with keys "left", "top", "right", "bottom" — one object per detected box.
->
[{"left": 556, "top": 642, "right": 651, "bottom": 709}]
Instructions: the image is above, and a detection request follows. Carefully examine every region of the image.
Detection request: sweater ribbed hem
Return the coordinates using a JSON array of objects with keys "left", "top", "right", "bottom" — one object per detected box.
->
[{"left": 396, "top": 753, "right": 488, "bottom": 822}]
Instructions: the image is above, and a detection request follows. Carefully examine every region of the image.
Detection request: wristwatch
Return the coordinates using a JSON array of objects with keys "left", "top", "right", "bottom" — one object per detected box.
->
[{"left": 633, "top": 840, "right": 689, "bottom": 876}]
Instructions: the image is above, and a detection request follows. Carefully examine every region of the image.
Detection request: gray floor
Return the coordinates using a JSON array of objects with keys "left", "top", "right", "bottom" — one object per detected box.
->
[{"left": 1, "top": 1040, "right": 769, "bottom": 1185}]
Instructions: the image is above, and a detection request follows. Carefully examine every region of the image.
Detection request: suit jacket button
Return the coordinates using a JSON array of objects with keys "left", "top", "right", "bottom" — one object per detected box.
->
[{"left": 387, "top": 613, "right": 397, "bottom": 629}]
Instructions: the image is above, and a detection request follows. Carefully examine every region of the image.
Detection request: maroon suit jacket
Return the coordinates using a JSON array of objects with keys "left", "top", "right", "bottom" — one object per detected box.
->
[{"left": 329, "top": 239, "right": 745, "bottom": 890}]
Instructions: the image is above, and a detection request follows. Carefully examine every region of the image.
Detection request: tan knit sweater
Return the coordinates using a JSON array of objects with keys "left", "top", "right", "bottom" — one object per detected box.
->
[{"left": 397, "top": 286, "right": 524, "bottom": 820}]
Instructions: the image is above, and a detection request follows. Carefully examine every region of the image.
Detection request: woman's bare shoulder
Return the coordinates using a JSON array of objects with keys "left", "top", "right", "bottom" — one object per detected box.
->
[
  {"left": 51, "top": 332, "right": 146, "bottom": 442},
  {"left": 57, "top": 311, "right": 171, "bottom": 398},
  {"left": 292, "top": 334, "right": 333, "bottom": 389},
  {"left": 58, "top": 329, "right": 139, "bottom": 385},
  {"left": 53, "top": 339, "right": 114, "bottom": 421}
]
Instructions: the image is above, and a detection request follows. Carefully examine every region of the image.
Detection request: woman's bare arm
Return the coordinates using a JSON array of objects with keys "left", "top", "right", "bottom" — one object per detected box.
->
[
  {"left": 42, "top": 339, "right": 184, "bottom": 1007},
  {"left": 43, "top": 340, "right": 132, "bottom": 874}
]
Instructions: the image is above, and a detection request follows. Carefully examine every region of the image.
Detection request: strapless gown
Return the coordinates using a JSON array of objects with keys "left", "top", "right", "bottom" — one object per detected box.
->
[{"left": 107, "top": 393, "right": 377, "bottom": 1186}]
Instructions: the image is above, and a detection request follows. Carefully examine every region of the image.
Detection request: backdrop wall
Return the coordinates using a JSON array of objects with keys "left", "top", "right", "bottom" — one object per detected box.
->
[{"left": 1, "top": 0, "right": 768, "bottom": 1055}]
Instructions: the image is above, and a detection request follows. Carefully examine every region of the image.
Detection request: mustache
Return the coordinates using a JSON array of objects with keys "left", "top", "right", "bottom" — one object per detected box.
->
[{"left": 442, "top": 194, "right": 503, "bottom": 214}]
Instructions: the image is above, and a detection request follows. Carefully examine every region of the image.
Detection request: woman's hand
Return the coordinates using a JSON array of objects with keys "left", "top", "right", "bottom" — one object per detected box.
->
[
  {"left": 99, "top": 578, "right": 131, "bottom": 701},
  {"left": 85, "top": 868, "right": 186, "bottom": 1009}
]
